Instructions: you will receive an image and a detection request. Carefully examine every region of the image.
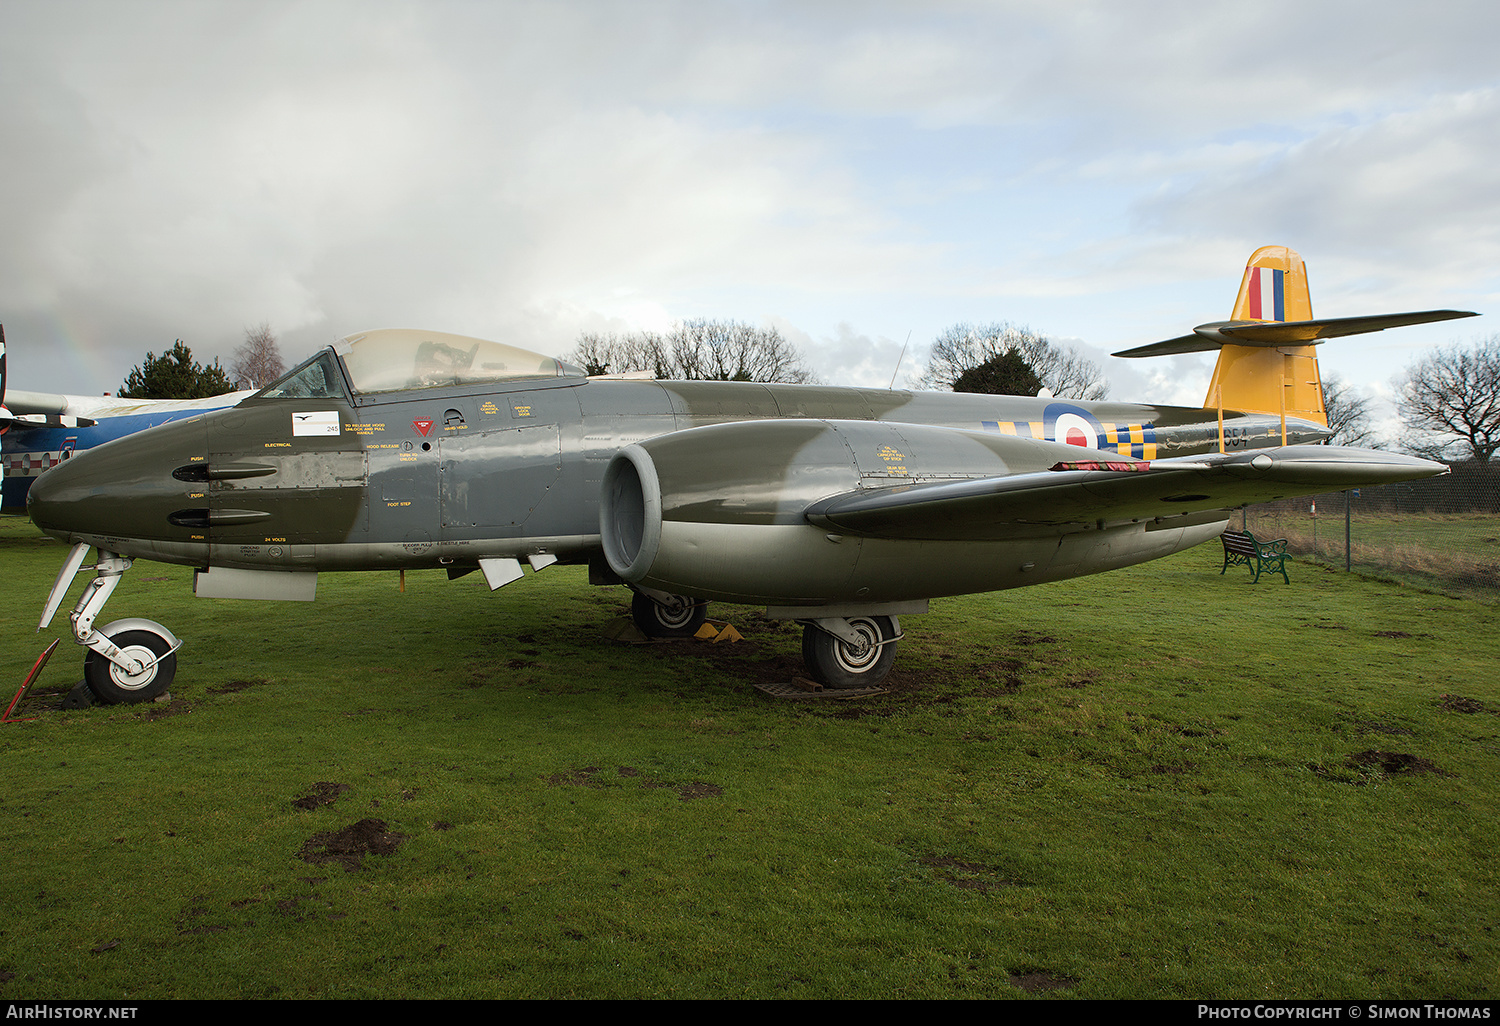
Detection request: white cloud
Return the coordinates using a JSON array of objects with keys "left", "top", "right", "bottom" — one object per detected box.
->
[{"left": 1, "top": 0, "right": 1494, "bottom": 408}]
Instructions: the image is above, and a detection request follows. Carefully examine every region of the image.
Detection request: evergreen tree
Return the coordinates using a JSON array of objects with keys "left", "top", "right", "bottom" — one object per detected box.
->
[
  {"left": 119, "top": 340, "right": 236, "bottom": 399},
  {"left": 918, "top": 322, "right": 1108, "bottom": 399},
  {"left": 951, "top": 349, "right": 1043, "bottom": 396}
]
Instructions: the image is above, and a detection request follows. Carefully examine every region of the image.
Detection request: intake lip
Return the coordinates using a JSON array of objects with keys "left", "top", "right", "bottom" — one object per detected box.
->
[{"left": 599, "top": 445, "right": 661, "bottom": 582}]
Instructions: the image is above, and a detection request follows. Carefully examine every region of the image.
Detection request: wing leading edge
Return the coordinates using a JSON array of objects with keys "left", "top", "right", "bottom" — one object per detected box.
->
[{"left": 803, "top": 446, "right": 1447, "bottom": 540}]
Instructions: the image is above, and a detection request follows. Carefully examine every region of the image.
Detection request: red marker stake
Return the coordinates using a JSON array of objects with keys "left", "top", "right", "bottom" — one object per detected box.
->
[{"left": 4, "top": 639, "right": 60, "bottom": 724}]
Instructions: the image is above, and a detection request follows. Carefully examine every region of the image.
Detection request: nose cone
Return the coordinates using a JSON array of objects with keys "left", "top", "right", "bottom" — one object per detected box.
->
[{"left": 28, "top": 415, "right": 209, "bottom": 552}]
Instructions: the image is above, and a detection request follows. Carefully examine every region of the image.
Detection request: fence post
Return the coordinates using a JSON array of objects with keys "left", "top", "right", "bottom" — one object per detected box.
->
[{"left": 1350, "top": 492, "right": 1362, "bottom": 573}]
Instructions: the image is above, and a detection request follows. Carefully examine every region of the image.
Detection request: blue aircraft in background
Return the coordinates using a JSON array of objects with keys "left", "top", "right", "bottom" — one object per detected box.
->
[{"left": 0, "top": 326, "right": 253, "bottom": 510}]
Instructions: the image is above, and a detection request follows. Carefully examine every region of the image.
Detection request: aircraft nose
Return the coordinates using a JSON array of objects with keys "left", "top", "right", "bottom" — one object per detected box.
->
[
  {"left": 27, "top": 416, "right": 210, "bottom": 551},
  {"left": 25, "top": 443, "right": 102, "bottom": 538}
]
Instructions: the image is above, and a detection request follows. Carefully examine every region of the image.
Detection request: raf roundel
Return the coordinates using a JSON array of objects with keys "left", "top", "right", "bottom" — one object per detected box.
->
[{"left": 1045, "top": 404, "right": 1104, "bottom": 450}]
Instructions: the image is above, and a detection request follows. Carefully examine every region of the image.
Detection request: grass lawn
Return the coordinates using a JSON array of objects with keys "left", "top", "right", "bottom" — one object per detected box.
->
[
  {"left": 1, "top": 515, "right": 1497, "bottom": 999},
  {"left": 1244, "top": 510, "right": 1500, "bottom": 600}
]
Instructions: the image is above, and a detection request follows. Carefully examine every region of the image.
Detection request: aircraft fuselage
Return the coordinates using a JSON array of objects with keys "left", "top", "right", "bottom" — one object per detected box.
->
[{"left": 28, "top": 371, "right": 1321, "bottom": 604}]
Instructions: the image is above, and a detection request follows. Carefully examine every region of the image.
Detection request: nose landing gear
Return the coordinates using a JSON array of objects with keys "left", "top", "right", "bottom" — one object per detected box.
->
[{"left": 39, "top": 544, "right": 181, "bottom": 705}]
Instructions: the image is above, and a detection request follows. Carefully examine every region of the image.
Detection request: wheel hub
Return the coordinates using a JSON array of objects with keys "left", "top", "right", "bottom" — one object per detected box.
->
[{"left": 107, "top": 644, "right": 161, "bottom": 690}]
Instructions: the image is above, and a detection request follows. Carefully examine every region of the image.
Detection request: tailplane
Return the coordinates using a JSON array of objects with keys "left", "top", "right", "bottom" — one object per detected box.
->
[{"left": 1113, "top": 246, "right": 1476, "bottom": 429}]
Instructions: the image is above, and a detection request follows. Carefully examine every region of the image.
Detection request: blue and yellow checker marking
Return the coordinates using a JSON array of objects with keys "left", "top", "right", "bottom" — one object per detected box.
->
[{"left": 980, "top": 404, "right": 1157, "bottom": 460}]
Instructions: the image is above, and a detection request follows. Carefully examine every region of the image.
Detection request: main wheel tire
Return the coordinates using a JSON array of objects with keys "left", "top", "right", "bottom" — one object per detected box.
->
[
  {"left": 84, "top": 628, "right": 177, "bottom": 705},
  {"left": 630, "top": 592, "right": 708, "bottom": 639},
  {"left": 801, "top": 616, "right": 898, "bottom": 689}
]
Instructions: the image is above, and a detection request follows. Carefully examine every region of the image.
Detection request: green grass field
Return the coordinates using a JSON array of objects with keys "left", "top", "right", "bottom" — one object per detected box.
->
[
  {"left": 1243, "top": 510, "right": 1500, "bottom": 600},
  {"left": 1, "top": 516, "right": 1497, "bottom": 999}
]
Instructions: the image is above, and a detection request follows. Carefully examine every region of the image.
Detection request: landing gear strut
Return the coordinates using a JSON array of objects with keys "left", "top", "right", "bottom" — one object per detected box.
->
[{"left": 39, "top": 544, "right": 181, "bottom": 704}]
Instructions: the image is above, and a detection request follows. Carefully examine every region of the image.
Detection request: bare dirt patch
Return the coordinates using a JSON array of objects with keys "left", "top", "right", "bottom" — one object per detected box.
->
[
  {"left": 298, "top": 818, "right": 406, "bottom": 872},
  {"left": 919, "top": 855, "right": 1023, "bottom": 894},
  {"left": 138, "top": 697, "right": 191, "bottom": 720},
  {"left": 1151, "top": 762, "right": 1196, "bottom": 775},
  {"left": 549, "top": 764, "right": 720, "bottom": 799},
  {"left": 175, "top": 894, "right": 229, "bottom": 936},
  {"left": 1348, "top": 750, "right": 1444, "bottom": 775},
  {"left": 1009, "top": 969, "right": 1078, "bottom": 993},
  {"left": 548, "top": 767, "right": 603, "bottom": 787},
  {"left": 292, "top": 782, "right": 350, "bottom": 810},
  {"left": 1355, "top": 721, "right": 1416, "bottom": 736},
  {"left": 1440, "top": 694, "right": 1487, "bottom": 714},
  {"left": 676, "top": 782, "right": 723, "bottom": 800},
  {"left": 209, "top": 678, "right": 270, "bottom": 694}
]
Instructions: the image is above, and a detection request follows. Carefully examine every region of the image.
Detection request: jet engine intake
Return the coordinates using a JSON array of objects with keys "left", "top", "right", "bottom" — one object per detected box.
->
[
  {"left": 598, "top": 418, "right": 1082, "bottom": 606},
  {"left": 599, "top": 419, "right": 867, "bottom": 604}
]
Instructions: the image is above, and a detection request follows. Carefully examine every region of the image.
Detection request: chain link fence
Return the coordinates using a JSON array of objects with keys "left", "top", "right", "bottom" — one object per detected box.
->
[{"left": 1238, "top": 460, "right": 1500, "bottom": 600}]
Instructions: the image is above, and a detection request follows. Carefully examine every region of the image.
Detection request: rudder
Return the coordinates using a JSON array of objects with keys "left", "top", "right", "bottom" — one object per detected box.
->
[{"left": 1207, "top": 246, "right": 1326, "bottom": 428}]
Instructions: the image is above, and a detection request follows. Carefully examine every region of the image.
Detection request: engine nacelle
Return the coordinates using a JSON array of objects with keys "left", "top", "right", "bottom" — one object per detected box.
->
[{"left": 599, "top": 418, "right": 1222, "bottom": 606}]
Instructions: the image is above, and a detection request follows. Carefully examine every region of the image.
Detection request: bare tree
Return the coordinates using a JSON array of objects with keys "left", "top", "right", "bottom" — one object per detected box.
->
[
  {"left": 569, "top": 319, "right": 816, "bottom": 383},
  {"left": 1320, "top": 374, "right": 1377, "bottom": 447},
  {"left": 1397, "top": 336, "right": 1500, "bottom": 462},
  {"left": 572, "top": 331, "right": 667, "bottom": 377},
  {"left": 232, "top": 323, "right": 286, "bottom": 390},
  {"left": 917, "top": 322, "right": 1109, "bottom": 400}
]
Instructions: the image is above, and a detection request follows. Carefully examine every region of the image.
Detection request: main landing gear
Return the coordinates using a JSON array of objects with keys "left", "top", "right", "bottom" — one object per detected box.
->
[
  {"left": 629, "top": 588, "right": 708, "bottom": 639},
  {"left": 39, "top": 544, "right": 181, "bottom": 705},
  {"left": 627, "top": 587, "right": 901, "bottom": 689},
  {"left": 799, "top": 615, "right": 901, "bottom": 690}
]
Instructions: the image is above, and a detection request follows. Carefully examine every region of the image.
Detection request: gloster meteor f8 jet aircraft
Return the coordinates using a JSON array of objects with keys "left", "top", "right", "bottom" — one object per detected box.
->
[{"left": 28, "top": 247, "right": 1472, "bottom": 703}]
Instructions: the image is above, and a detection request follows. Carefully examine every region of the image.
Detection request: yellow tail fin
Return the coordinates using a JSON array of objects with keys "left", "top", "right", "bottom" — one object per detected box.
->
[
  {"left": 1112, "top": 247, "right": 1475, "bottom": 443},
  {"left": 1206, "top": 246, "right": 1325, "bottom": 428}
]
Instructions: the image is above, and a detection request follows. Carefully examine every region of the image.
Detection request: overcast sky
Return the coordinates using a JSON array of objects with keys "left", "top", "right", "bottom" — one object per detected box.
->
[{"left": 2, "top": 0, "right": 1495, "bottom": 436}]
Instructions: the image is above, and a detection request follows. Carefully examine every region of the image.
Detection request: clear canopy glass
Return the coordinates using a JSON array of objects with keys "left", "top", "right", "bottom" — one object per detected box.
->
[{"left": 334, "top": 329, "right": 583, "bottom": 394}]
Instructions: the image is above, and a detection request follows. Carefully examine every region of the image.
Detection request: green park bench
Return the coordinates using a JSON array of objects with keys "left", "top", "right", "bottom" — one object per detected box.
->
[{"left": 1220, "top": 529, "right": 1291, "bottom": 584}]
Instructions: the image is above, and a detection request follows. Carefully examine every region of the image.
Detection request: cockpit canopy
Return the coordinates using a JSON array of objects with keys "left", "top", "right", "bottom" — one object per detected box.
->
[{"left": 259, "top": 328, "right": 585, "bottom": 400}]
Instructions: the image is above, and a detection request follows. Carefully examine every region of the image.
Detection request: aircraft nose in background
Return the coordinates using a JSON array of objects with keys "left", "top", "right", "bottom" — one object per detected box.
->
[{"left": 25, "top": 454, "right": 57, "bottom": 528}]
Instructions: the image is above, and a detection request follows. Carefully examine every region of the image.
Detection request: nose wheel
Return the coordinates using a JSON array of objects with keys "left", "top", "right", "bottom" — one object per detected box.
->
[{"left": 84, "top": 625, "right": 178, "bottom": 704}]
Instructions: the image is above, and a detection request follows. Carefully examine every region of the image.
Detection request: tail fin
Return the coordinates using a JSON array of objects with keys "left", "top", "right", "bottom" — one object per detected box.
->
[
  {"left": 1230, "top": 245, "right": 1314, "bottom": 323},
  {"left": 1113, "top": 246, "right": 1477, "bottom": 438},
  {"left": 1211, "top": 245, "right": 1324, "bottom": 427}
]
